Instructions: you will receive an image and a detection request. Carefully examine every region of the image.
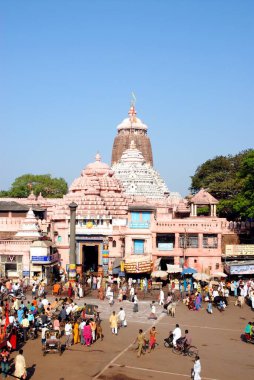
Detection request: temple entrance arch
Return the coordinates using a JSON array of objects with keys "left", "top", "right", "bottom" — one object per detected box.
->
[{"left": 80, "top": 243, "right": 100, "bottom": 273}]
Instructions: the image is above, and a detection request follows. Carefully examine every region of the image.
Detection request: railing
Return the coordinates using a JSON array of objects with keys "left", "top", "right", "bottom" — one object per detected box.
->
[{"left": 0, "top": 240, "right": 30, "bottom": 246}]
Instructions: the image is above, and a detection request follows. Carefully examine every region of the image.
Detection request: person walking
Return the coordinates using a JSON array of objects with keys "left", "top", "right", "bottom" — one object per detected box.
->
[
  {"left": 83, "top": 321, "right": 92, "bottom": 346},
  {"left": 79, "top": 319, "right": 86, "bottom": 345},
  {"left": 64, "top": 321, "right": 73, "bottom": 348},
  {"left": 14, "top": 349, "right": 27, "bottom": 380},
  {"left": 134, "top": 329, "right": 146, "bottom": 358},
  {"left": 192, "top": 356, "right": 201, "bottom": 380},
  {"left": 148, "top": 326, "right": 158, "bottom": 353},
  {"left": 73, "top": 320, "right": 80, "bottom": 344},
  {"left": 109, "top": 311, "right": 118, "bottom": 335},
  {"left": 159, "top": 289, "right": 165, "bottom": 306},
  {"left": 117, "top": 307, "right": 127, "bottom": 328},
  {"left": 133, "top": 294, "right": 138, "bottom": 312},
  {"left": 0, "top": 348, "right": 10, "bottom": 379},
  {"left": 21, "top": 314, "right": 29, "bottom": 342}
]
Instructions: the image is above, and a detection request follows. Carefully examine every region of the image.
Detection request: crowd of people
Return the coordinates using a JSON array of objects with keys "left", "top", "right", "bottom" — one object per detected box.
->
[{"left": 0, "top": 274, "right": 253, "bottom": 379}]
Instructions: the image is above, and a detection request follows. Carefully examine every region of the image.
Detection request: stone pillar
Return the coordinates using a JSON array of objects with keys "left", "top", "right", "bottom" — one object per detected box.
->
[
  {"left": 174, "top": 233, "right": 179, "bottom": 249},
  {"left": 214, "top": 204, "right": 217, "bottom": 217},
  {"left": 210, "top": 204, "right": 213, "bottom": 217},
  {"left": 198, "top": 233, "right": 203, "bottom": 249},
  {"left": 69, "top": 202, "right": 78, "bottom": 280},
  {"left": 190, "top": 203, "right": 194, "bottom": 217}
]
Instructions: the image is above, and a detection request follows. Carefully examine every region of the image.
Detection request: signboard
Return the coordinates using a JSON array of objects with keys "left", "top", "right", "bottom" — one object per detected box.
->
[
  {"left": 112, "top": 219, "right": 127, "bottom": 226},
  {"left": 124, "top": 260, "right": 152, "bottom": 273},
  {"left": 32, "top": 256, "right": 51, "bottom": 262},
  {"left": 225, "top": 245, "right": 254, "bottom": 256},
  {"left": 23, "top": 271, "right": 30, "bottom": 276},
  {"left": 225, "top": 263, "right": 254, "bottom": 275},
  {"left": 158, "top": 243, "right": 173, "bottom": 251}
]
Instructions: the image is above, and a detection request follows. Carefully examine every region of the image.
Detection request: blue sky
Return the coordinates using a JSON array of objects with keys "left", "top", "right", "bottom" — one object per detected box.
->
[{"left": 1, "top": 0, "right": 253, "bottom": 196}]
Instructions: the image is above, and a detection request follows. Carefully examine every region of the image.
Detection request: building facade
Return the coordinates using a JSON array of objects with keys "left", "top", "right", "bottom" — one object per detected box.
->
[{"left": 0, "top": 105, "right": 236, "bottom": 279}]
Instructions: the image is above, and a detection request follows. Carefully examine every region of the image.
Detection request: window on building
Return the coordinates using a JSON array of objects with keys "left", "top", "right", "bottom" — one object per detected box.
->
[
  {"left": 203, "top": 234, "right": 218, "bottom": 249},
  {"left": 131, "top": 212, "right": 151, "bottom": 223},
  {"left": 112, "top": 240, "right": 116, "bottom": 248},
  {"left": 179, "top": 234, "right": 198, "bottom": 248},
  {"left": 156, "top": 234, "right": 175, "bottom": 250},
  {"left": 194, "top": 259, "right": 197, "bottom": 263},
  {"left": 216, "top": 263, "right": 220, "bottom": 269},
  {"left": 133, "top": 239, "right": 145, "bottom": 254}
]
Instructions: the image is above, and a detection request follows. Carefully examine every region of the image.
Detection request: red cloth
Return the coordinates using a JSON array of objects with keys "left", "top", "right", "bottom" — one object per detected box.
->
[
  {"left": 9, "top": 332, "right": 17, "bottom": 350},
  {"left": 4, "top": 311, "right": 9, "bottom": 331}
]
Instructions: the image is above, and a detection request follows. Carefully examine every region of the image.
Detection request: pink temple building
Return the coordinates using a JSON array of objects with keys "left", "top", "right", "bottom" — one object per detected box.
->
[{"left": 0, "top": 105, "right": 236, "bottom": 280}]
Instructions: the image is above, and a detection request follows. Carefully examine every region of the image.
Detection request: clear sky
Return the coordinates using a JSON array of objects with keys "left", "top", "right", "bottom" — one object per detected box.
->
[{"left": 1, "top": 0, "right": 253, "bottom": 196}]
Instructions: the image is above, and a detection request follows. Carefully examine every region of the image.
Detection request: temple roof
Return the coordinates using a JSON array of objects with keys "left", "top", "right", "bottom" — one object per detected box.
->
[
  {"left": 191, "top": 188, "right": 219, "bottom": 205},
  {"left": 15, "top": 208, "right": 42, "bottom": 239},
  {"left": 0, "top": 201, "right": 45, "bottom": 212},
  {"left": 53, "top": 154, "right": 129, "bottom": 220},
  {"left": 117, "top": 106, "right": 148, "bottom": 131},
  {"left": 112, "top": 142, "right": 173, "bottom": 200}
]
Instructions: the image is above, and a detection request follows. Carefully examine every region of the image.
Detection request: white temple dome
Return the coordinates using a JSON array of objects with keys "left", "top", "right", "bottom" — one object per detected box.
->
[{"left": 117, "top": 106, "right": 148, "bottom": 131}]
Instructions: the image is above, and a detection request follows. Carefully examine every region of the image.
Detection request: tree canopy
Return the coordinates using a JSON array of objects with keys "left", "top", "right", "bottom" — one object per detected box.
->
[
  {"left": 0, "top": 174, "right": 68, "bottom": 198},
  {"left": 190, "top": 149, "right": 254, "bottom": 220}
]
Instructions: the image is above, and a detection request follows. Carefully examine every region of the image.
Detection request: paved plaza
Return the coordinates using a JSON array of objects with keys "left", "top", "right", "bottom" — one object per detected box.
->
[{"left": 13, "top": 295, "right": 254, "bottom": 380}]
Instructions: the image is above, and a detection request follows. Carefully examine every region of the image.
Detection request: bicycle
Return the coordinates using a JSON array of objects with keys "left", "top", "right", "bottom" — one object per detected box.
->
[{"left": 172, "top": 344, "right": 198, "bottom": 358}]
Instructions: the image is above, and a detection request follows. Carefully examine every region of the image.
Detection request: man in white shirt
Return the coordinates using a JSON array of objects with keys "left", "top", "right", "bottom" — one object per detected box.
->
[
  {"left": 117, "top": 307, "right": 126, "bottom": 327},
  {"left": 129, "top": 286, "right": 135, "bottom": 301},
  {"left": 172, "top": 323, "right": 182, "bottom": 347},
  {"left": 65, "top": 322, "right": 73, "bottom": 348},
  {"left": 41, "top": 297, "right": 49, "bottom": 309},
  {"left": 79, "top": 319, "right": 86, "bottom": 345},
  {"left": 159, "top": 289, "right": 165, "bottom": 306}
]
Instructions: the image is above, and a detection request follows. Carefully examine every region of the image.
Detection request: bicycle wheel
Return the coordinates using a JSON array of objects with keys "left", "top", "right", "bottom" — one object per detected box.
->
[
  {"left": 188, "top": 346, "right": 198, "bottom": 358},
  {"left": 172, "top": 346, "right": 182, "bottom": 355}
]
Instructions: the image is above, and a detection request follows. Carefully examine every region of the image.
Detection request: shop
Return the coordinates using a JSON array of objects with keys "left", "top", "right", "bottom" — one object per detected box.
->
[{"left": 225, "top": 261, "right": 254, "bottom": 276}]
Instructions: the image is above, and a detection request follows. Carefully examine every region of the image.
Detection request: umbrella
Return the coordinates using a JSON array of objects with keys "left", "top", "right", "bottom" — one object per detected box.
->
[
  {"left": 182, "top": 267, "right": 197, "bottom": 275},
  {"left": 210, "top": 280, "right": 219, "bottom": 286},
  {"left": 193, "top": 272, "right": 210, "bottom": 282},
  {"left": 210, "top": 272, "right": 227, "bottom": 278},
  {"left": 151, "top": 270, "right": 168, "bottom": 279}
]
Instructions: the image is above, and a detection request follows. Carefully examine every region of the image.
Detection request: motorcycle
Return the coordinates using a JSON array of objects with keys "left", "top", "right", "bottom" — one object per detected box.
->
[
  {"left": 8, "top": 289, "right": 26, "bottom": 301},
  {"left": 164, "top": 332, "right": 173, "bottom": 348}
]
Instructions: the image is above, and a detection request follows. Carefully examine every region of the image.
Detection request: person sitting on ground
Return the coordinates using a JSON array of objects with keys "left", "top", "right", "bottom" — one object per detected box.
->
[{"left": 244, "top": 321, "right": 252, "bottom": 340}]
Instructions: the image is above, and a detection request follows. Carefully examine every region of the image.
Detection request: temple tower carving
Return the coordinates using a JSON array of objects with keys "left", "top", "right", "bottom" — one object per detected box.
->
[{"left": 111, "top": 105, "right": 153, "bottom": 166}]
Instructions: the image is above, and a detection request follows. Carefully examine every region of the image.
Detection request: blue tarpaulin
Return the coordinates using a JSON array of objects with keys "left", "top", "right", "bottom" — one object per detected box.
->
[{"left": 182, "top": 267, "right": 197, "bottom": 275}]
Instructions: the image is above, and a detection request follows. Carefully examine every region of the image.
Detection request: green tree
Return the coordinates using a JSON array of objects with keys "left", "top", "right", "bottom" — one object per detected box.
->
[
  {"left": 233, "top": 151, "right": 254, "bottom": 218},
  {"left": 190, "top": 149, "right": 254, "bottom": 219},
  {"left": 0, "top": 174, "right": 68, "bottom": 198}
]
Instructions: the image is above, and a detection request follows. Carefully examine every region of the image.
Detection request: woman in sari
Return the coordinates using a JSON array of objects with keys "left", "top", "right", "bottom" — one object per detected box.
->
[
  {"left": 194, "top": 293, "right": 202, "bottom": 311},
  {"left": 148, "top": 326, "right": 158, "bottom": 352},
  {"left": 68, "top": 283, "right": 73, "bottom": 298},
  {"left": 73, "top": 320, "right": 80, "bottom": 344},
  {"left": 83, "top": 321, "right": 92, "bottom": 346}
]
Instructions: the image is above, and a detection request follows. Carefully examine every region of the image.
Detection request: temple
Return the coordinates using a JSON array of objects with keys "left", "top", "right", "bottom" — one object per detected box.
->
[
  {"left": 111, "top": 105, "right": 153, "bottom": 165},
  {"left": 0, "top": 103, "right": 237, "bottom": 281}
]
